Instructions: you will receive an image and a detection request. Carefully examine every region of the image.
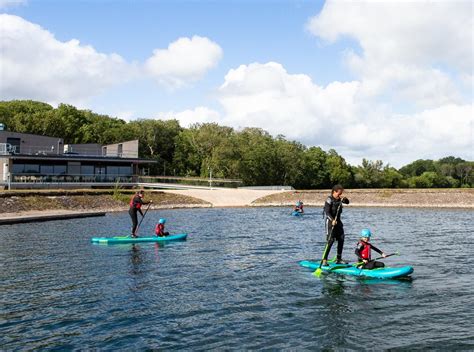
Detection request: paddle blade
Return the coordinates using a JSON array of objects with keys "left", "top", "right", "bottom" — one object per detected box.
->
[{"left": 313, "top": 268, "right": 324, "bottom": 277}]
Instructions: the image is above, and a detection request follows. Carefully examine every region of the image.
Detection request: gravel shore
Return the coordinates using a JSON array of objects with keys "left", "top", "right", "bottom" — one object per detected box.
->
[
  {"left": 0, "top": 188, "right": 472, "bottom": 219},
  {"left": 254, "top": 188, "right": 474, "bottom": 208}
]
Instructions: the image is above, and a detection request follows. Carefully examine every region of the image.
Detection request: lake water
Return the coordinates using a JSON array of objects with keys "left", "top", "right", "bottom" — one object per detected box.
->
[{"left": 1, "top": 207, "right": 473, "bottom": 350}]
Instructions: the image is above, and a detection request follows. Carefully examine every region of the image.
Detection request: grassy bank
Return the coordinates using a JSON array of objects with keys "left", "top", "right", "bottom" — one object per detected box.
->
[{"left": 0, "top": 189, "right": 210, "bottom": 214}]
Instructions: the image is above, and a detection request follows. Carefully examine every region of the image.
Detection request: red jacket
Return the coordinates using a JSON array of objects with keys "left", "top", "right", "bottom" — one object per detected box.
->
[
  {"left": 355, "top": 240, "right": 383, "bottom": 260},
  {"left": 129, "top": 194, "right": 143, "bottom": 209},
  {"left": 155, "top": 223, "right": 165, "bottom": 236}
]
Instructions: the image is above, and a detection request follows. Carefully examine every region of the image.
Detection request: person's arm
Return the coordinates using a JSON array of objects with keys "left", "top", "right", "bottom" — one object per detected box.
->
[
  {"left": 324, "top": 197, "right": 334, "bottom": 221},
  {"left": 355, "top": 243, "right": 364, "bottom": 260},
  {"left": 371, "top": 244, "right": 384, "bottom": 256}
]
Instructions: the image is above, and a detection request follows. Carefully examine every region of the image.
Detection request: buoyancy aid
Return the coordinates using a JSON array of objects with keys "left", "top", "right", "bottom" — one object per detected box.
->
[
  {"left": 155, "top": 223, "right": 165, "bottom": 236},
  {"left": 357, "top": 240, "right": 372, "bottom": 260},
  {"left": 129, "top": 194, "right": 143, "bottom": 209}
]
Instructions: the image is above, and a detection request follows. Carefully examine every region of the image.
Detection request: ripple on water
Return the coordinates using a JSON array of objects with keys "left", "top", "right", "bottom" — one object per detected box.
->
[{"left": 1, "top": 207, "right": 473, "bottom": 350}]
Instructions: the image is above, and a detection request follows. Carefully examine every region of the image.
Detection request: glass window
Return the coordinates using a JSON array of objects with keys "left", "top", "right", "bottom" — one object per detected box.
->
[
  {"left": 68, "top": 161, "right": 81, "bottom": 176},
  {"left": 12, "top": 163, "right": 25, "bottom": 174},
  {"left": 107, "top": 166, "right": 119, "bottom": 176},
  {"left": 54, "top": 165, "right": 67, "bottom": 175},
  {"left": 81, "top": 165, "right": 94, "bottom": 176},
  {"left": 119, "top": 166, "right": 132, "bottom": 175},
  {"left": 24, "top": 164, "right": 39, "bottom": 173},
  {"left": 40, "top": 165, "right": 54, "bottom": 174}
]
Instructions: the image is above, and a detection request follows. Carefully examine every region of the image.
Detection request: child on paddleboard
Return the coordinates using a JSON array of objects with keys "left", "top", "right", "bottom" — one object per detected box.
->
[
  {"left": 355, "top": 229, "right": 386, "bottom": 269},
  {"left": 155, "top": 218, "right": 170, "bottom": 237},
  {"left": 294, "top": 200, "right": 304, "bottom": 213}
]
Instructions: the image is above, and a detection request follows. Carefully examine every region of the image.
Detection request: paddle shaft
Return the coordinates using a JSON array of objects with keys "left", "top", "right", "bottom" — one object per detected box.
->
[
  {"left": 355, "top": 252, "right": 399, "bottom": 267},
  {"left": 134, "top": 203, "right": 151, "bottom": 236},
  {"left": 317, "top": 201, "right": 343, "bottom": 271}
]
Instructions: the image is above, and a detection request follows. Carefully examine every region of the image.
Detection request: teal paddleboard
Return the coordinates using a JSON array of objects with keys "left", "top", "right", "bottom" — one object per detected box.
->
[
  {"left": 299, "top": 260, "right": 413, "bottom": 279},
  {"left": 91, "top": 233, "right": 187, "bottom": 244}
]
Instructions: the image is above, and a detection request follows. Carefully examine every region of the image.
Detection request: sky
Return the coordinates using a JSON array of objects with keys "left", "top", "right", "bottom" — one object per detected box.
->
[{"left": 0, "top": 0, "right": 472, "bottom": 168}]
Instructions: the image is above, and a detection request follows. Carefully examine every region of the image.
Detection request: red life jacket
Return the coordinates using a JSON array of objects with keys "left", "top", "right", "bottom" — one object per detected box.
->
[
  {"left": 358, "top": 240, "right": 372, "bottom": 260},
  {"left": 129, "top": 194, "right": 142, "bottom": 209},
  {"left": 155, "top": 223, "right": 165, "bottom": 235}
]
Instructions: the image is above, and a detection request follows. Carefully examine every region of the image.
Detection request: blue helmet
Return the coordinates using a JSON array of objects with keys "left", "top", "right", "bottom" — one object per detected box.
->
[
  {"left": 360, "top": 228, "right": 371, "bottom": 238},
  {"left": 159, "top": 218, "right": 166, "bottom": 224}
]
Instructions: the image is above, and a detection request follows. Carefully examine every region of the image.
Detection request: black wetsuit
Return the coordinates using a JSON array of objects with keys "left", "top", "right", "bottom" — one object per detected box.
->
[
  {"left": 323, "top": 195, "right": 349, "bottom": 261},
  {"left": 129, "top": 194, "right": 144, "bottom": 237}
]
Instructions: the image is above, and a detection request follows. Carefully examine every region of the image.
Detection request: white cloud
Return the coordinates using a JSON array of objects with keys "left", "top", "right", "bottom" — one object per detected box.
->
[
  {"left": 155, "top": 106, "right": 220, "bottom": 127},
  {"left": 308, "top": 1, "right": 472, "bottom": 72},
  {"left": 145, "top": 36, "right": 223, "bottom": 89},
  {"left": 167, "top": 60, "right": 471, "bottom": 167},
  {"left": 307, "top": 0, "right": 472, "bottom": 110},
  {"left": 0, "top": 14, "right": 132, "bottom": 105},
  {"left": 217, "top": 62, "right": 361, "bottom": 142},
  {"left": 0, "top": 16, "right": 222, "bottom": 106},
  {"left": 0, "top": 0, "right": 26, "bottom": 9}
]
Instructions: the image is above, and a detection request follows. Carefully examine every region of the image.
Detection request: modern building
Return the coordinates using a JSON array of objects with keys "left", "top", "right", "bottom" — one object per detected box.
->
[{"left": 0, "top": 130, "right": 156, "bottom": 188}]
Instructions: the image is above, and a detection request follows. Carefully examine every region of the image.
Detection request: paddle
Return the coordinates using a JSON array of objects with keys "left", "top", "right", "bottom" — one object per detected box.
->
[
  {"left": 133, "top": 202, "right": 152, "bottom": 237},
  {"left": 354, "top": 251, "right": 400, "bottom": 268},
  {"left": 313, "top": 201, "right": 343, "bottom": 277}
]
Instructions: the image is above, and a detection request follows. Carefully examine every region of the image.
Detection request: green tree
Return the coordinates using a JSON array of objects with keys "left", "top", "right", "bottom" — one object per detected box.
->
[
  {"left": 54, "top": 104, "right": 88, "bottom": 143},
  {"left": 302, "top": 146, "right": 329, "bottom": 188},
  {"left": 399, "top": 159, "right": 436, "bottom": 177},
  {"left": 455, "top": 162, "right": 474, "bottom": 187},
  {"left": 235, "top": 128, "right": 279, "bottom": 185},
  {"left": 325, "top": 149, "right": 353, "bottom": 186},
  {"left": 353, "top": 159, "right": 384, "bottom": 188},
  {"left": 273, "top": 137, "right": 306, "bottom": 187}
]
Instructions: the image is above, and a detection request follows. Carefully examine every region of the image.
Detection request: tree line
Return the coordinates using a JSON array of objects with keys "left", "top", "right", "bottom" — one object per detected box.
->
[{"left": 0, "top": 100, "right": 472, "bottom": 188}]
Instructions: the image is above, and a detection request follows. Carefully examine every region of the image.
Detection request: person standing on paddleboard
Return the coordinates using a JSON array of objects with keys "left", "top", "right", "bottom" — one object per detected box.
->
[
  {"left": 129, "top": 189, "right": 152, "bottom": 238},
  {"left": 322, "top": 184, "right": 350, "bottom": 265}
]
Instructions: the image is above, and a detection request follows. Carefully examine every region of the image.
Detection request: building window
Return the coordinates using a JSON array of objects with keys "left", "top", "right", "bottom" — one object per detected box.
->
[
  {"left": 81, "top": 165, "right": 94, "bottom": 176},
  {"left": 107, "top": 166, "right": 119, "bottom": 176},
  {"left": 40, "top": 165, "right": 54, "bottom": 174},
  {"left": 54, "top": 165, "right": 67, "bottom": 175},
  {"left": 67, "top": 161, "right": 81, "bottom": 176},
  {"left": 12, "top": 163, "right": 25, "bottom": 174},
  {"left": 119, "top": 166, "right": 132, "bottom": 175},
  {"left": 24, "top": 164, "right": 39, "bottom": 173}
]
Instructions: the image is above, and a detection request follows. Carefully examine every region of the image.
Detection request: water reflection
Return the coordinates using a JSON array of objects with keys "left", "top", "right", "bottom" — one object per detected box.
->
[{"left": 129, "top": 244, "right": 142, "bottom": 267}]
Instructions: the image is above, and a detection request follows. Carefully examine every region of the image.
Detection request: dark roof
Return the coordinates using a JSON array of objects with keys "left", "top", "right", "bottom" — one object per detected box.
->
[{"left": 5, "top": 154, "right": 157, "bottom": 164}]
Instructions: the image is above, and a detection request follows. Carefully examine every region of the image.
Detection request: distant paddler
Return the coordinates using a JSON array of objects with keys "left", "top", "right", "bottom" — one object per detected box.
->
[
  {"left": 293, "top": 200, "right": 304, "bottom": 214},
  {"left": 129, "top": 189, "right": 153, "bottom": 238}
]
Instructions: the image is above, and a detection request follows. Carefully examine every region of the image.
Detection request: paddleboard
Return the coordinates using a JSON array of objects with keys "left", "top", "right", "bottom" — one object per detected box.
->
[
  {"left": 292, "top": 211, "right": 304, "bottom": 216},
  {"left": 91, "top": 233, "right": 187, "bottom": 244},
  {"left": 299, "top": 260, "right": 413, "bottom": 279}
]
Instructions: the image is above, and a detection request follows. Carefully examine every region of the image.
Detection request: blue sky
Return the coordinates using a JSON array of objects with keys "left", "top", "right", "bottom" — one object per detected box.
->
[{"left": 0, "top": 0, "right": 472, "bottom": 167}]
